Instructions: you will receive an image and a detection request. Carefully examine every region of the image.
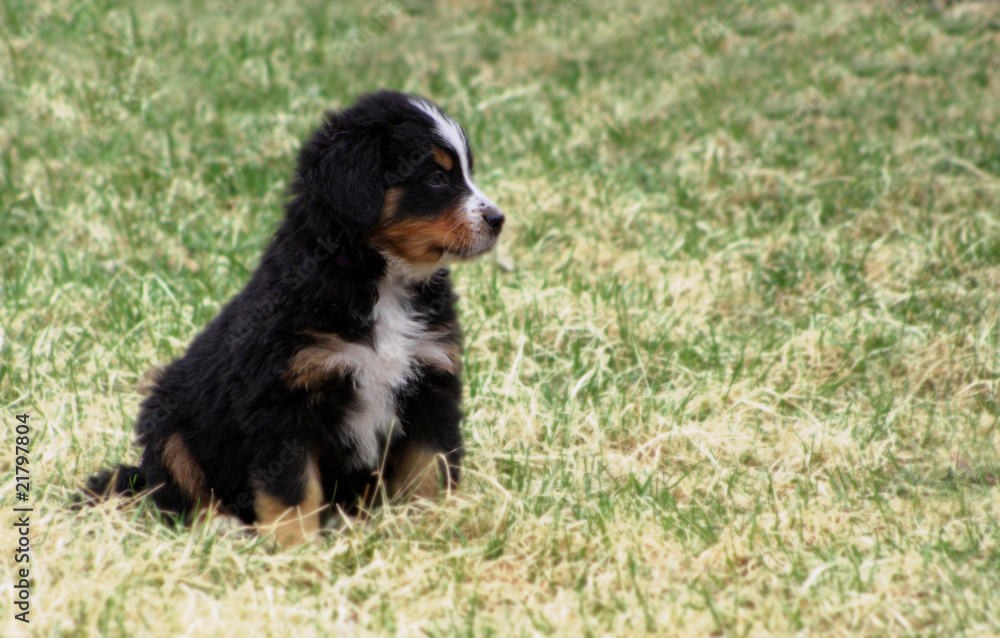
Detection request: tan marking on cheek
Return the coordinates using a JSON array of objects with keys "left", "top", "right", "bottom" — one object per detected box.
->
[
  {"left": 162, "top": 433, "right": 208, "bottom": 501},
  {"left": 370, "top": 206, "right": 473, "bottom": 263},
  {"left": 284, "top": 332, "right": 352, "bottom": 391},
  {"left": 431, "top": 148, "right": 453, "bottom": 171},
  {"left": 254, "top": 453, "right": 324, "bottom": 546}
]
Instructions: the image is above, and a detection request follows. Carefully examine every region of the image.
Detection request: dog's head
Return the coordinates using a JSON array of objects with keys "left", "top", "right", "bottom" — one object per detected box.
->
[{"left": 295, "top": 90, "right": 504, "bottom": 275}]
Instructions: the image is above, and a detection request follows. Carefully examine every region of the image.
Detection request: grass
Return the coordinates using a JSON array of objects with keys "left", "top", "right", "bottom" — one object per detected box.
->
[{"left": 2, "top": 0, "right": 999, "bottom": 635}]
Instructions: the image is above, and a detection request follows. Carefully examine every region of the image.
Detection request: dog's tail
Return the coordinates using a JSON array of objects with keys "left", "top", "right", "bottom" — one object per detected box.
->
[
  {"left": 77, "top": 366, "right": 163, "bottom": 507},
  {"left": 76, "top": 464, "right": 147, "bottom": 507}
]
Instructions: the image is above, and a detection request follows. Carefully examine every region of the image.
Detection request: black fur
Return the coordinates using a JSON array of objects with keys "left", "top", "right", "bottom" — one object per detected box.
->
[{"left": 82, "top": 90, "right": 503, "bottom": 529}]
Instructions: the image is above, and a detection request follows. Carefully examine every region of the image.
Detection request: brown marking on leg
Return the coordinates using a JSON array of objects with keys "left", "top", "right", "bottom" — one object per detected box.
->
[
  {"left": 284, "top": 332, "right": 352, "bottom": 391},
  {"left": 254, "top": 454, "right": 324, "bottom": 546},
  {"left": 430, "top": 147, "right": 453, "bottom": 171},
  {"left": 389, "top": 445, "right": 446, "bottom": 501},
  {"left": 162, "top": 433, "right": 208, "bottom": 501},
  {"left": 369, "top": 207, "right": 474, "bottom": 263}
]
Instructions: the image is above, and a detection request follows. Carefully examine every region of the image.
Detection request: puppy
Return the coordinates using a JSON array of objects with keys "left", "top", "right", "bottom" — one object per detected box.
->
[{"left": 84, "top": 90, "right": 504, "bottom": 544}]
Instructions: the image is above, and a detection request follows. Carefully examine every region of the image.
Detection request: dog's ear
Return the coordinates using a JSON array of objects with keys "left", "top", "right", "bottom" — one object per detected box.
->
[{"left": 301, "top": 128, "right": 384, "bottom": 230}]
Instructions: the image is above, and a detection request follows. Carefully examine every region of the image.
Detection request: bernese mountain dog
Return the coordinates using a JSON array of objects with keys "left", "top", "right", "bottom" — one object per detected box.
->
[{"left": 84, "top": 90, "right": 504, "bottom": 545}]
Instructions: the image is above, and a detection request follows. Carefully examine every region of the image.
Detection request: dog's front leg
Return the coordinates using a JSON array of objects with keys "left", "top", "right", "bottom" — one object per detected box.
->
[
  {"left": 249, "top": 441, "right": 325, "bottom": 545},
  {"left": 387, "top": 369, "right": 465, "bottom": 501}
]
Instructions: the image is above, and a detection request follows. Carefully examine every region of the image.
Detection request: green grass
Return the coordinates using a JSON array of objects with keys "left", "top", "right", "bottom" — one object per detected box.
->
[{"left": 2, "top": 0, "right": 1000, "bottom": 635}]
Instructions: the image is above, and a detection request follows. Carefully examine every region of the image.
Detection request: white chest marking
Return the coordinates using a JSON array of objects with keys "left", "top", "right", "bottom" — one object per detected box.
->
[{"left": 333, "top": 278, "right": 455, "bottom": 469}]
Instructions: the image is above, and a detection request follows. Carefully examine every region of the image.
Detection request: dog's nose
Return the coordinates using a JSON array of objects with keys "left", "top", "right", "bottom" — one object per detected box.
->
[{"left": 483, "top": 209, "right": 505, "bottom": 232}]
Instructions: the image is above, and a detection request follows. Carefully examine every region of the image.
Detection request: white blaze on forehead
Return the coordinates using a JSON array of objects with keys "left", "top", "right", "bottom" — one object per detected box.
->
[
  {"left": 408, "top": 97, "right": 469, "bottom": 174},
  {"left": 407, "top": 97, "right": 498, "bottom": 214}
]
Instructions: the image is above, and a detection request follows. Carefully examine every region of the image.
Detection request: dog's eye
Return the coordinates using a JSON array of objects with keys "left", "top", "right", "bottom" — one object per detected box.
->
[{"left": 425, "top": 172, "right": 447, "bottom": 187}]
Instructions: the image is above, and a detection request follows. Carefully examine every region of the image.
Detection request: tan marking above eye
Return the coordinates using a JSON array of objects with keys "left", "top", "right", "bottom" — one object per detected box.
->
[{"left": 431, "top": 148, "right": 453, "bottom": 171}]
